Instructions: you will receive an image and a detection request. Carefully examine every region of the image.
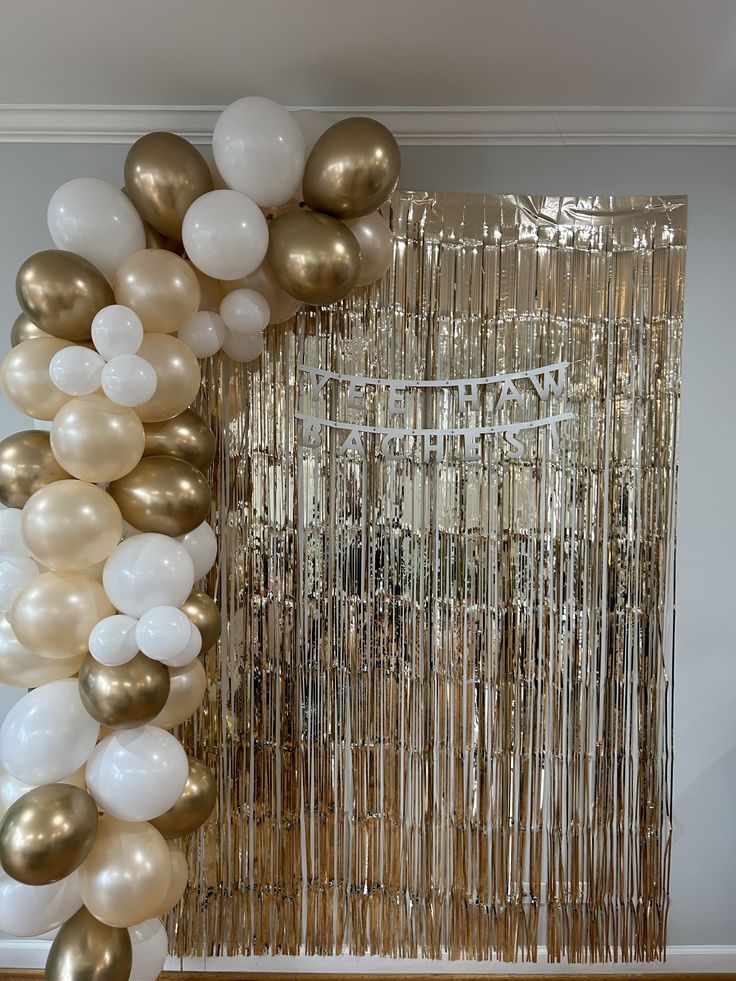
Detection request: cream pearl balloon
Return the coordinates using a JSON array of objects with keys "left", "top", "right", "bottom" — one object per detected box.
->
[
  {"left": 91, "top": 305, "right": 144, "bottom": 359},
  {"left": 134, "top": 334, "right": 201, "bottom": 423},
  {"left": 178, "top": 311, "right": 226, "bottom": 357},
  {"left": 0, "top": 338, "right": 73, "bottom": 420},
  {"left": 182, "top": 189, "right": 268, "bottom": 281},
  {"left": 153, "top": 847, "right": 188, "bottom": 917},
  {"left": 220, "top": 288, "right": 269, "bottom": 335},
  {"left": 0, "top": 613, "right": 84, "bottom": 687},
  {"left": 227, "top": 259, "right": 302, "bottom": 325},
  {"left": 51, "top": 393, "right": 145, "bottom": 483},
  {"left": 49, "top": 345, "right": 105, "bottom": 397},
  {"left": 113, "top": 250, "right": 200, "bottom": 334},
  {"left": 150, "top": 659, "right": 207, "bottom": 729},
  {"left": 103, "top": 533, "right": 195, "bottom": 618},
  {"left": 222, "top": 329, "right": 264, "bottom": 363},
  {"left": 345, "top": 212, "right": 394, "bottom": 286}
]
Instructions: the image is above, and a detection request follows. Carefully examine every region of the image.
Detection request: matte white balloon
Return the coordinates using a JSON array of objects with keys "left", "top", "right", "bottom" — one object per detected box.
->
[
  {"left": 92, "top": 305, "right": 144, "bottom": 359},
  {"left": 220, "top": 288, "right": 270, "bottom": 335},
  {"left": 182, "top": 189, "right": 269, "bottom": 281},
  {"left": 101, "top": 354, "right": 158, "bottom": 407},
  {"left": 177, "top": 521, "right": 217, "bottom": 581},
  {"left": 0, "top": 679, "right": 99, "bottom": 783},
  {"left": 88, "top": 614, "right": 139, "bottom": 666},
  {"left": 103, "top": 533, "right": 195, "bottom": 617},
  {"left": 222, "top": 329, "right": 264, "bottom": 363},
  {"left": 86, "top": 726, "right": 189, "bottom": 822},
  {"left": 135, "top": 605, "right": 192, "bottom": 662},
  {"left": 47, "top": 178, "right": 146, "bottom": 280},
  {"left": 49, "top": 346, "right": 105, "bottom": 396},
  {"left": 213, "top": 96, "right": 306, "bottom": 207},
  {"left": 128, "top": 918, "right": 168, "bottom": 981},
  {"left": 0, "top": 508, "right": 29, "bottom": 558},
  {"left": 161, "top": 622, "right": 202, "bottom": 667},
  {"left": 0, "top": 555, "right": 39, "bottom": 611},
  {"left": 0, "top": 869, "right": 83, "bottom": 937},
  {"left": 178, "top": 311, "right": 227, "bottom": 358}
]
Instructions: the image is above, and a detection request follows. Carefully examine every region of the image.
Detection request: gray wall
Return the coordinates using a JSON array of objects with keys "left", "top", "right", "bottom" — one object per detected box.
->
[{"left": 0, "top": 143, "right": 734, "bottom": 949}]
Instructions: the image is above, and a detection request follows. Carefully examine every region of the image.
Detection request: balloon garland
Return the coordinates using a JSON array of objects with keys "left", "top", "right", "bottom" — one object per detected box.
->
[{"left": 0, "top": 96, "right": 400, "bottom": 980}]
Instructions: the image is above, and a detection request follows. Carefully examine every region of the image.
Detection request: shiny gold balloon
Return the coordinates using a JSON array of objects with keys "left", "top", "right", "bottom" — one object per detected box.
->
[
  {"left": 0, "top": 429, "right": 69, "bottom": 509},
  {"left": 0, "top": 784, "right": 98, "bottom": 885},
  {"left": 0, "top": 337, "right": 73, "bottom": 421},
  {"left": 267, "top": 210, "right": 361, "bottom": 305},
  {"left": 181, "top": 590, "right": 220, "bottom": 651},
  {"left": 113, "top": 249, "right": 200, "bottom": 334},
  {"left": 108, "top": 456, "right": 211, "bottom": 537},
  {"left": 10, "top": 312, "right": 48, "bottom": 346},
  {"left": 134, "top": 334, "right": 201, "bottom": 423},
  {"left": 51, "top": 393, "right": 145, "bottom": 483},
  {"left": 21, "top": 480, "right": 123, "bottom": 572},
  {"left": 151, "top": 659, "right": 207, "bottom": 730},
  {"left": 78, "top": 652, "right": 170, "bottom": 729},
  {"left": 150, "top": 757, "right": 216, "bottom": 838},
  {"left": 45, "top": 906, "right": 132, "bottom": 981},
  {"left": 0, "top": 612, "right": 84, "bottom": 687},
  {"left": 10, "top": 571, "right": 115, "bottom": 660},
  {"left": 302, "top": 117, "right": 401, "bottom": 220},
  {"left": 143, "top": 408, "right": 215, "bottom": 473},
  {"left": 125, "top": 132, "right": 213, "bottom": 242},
  {"left": 16, "top": 250, "right": 114, "bottom": 342}
]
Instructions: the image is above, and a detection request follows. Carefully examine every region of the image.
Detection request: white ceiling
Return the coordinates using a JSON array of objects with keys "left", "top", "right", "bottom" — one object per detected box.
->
[{"left": 2, "top": 0, "right": 736, "bottom": 109}]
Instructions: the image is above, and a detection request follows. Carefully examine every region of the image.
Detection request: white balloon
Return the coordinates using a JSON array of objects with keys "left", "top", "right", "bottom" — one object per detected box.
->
[
  {"left": 0, "top": 555, "right": 39, "bottom": 611},
  {"left": 92, "top": 305, "right": 144, "bottom": 359},
  {"left": 161, "top": 622, "right": 202, "bottom": 667},
  {"left": 292, "top": 109, "right": 336, "bottom": 157},
  {"left": 220, "top": 288, "right": 270, "bottom": 335},
  {"left": 178, "top": 311, "right": 227, "bottom": 358},
  {"left": 177, "top": 521, "right": 217, "bottom": 580},
  {"left": 0, "top": 869, "right": 83, "bottom": 938},
  {"left": 47, "top": 178, "right": 146, "bottom": 280},
  {"left": 101, "top": 354, "right": 157, "bottom": 407},
  {"left": 222, "top": 329, "right": 264, "bottom": 363},
  {"left": 103, "top": 533, "right": 195, "bottom": 617},
  {"left": 86, "top": 726, "right": 188, "bottom": 821},
  {"left": 128, "top": 918, "right": 168, "bottom": 981},
  {"left": 49, "top": 346, "right": 105, "bottom": 396},
  {"left": 213, "top": 96, "right": 306, "bottom": 207},
  {"left": 0, "top": 508, "right": 29, "bottom": 557},
  {"left": 182, "top": 189, "right": 268, "bottom": 281},
  {"left": 135, "top": 605, "right": 192, "bottom": 662},
  {"left": 88, "top": 614, "right": 139, "bottom": 666},
  {"left": 0, "top": 679, "right": 99, "bottom": 783}
]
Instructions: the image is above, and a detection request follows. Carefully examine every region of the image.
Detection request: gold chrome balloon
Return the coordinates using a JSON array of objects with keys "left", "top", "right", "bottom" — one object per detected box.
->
[
  {"left": 113, "top": 249, "right": 200, "bottom": 334},
  {"left": 134, "top": 334, "right": 201, "bottom": 423},
  {"left": 50, "top": 393, "right": 145, "bottom": 483},
  {"left": 45, "top": 906, "right": 132, "bottom": 981},
  {"left": 150, "top": 757, "right": 216, "bottom": 838},
  {"left": 0, "top": 429, "right": 69, "bottom": 509},
  {"left": 151, "top": 659, "right": 207, "bottom": 730},
  {"left": 154, "top": 845, "right": 188, "bottom": 915},
  {"left": 0, "top": 612, "right": 85, "bottom": 687},
  {"left": 125, "top": 132, "right": 213, "bottom": 242},
  {"left": 0, "top": 337, "right": 73, "bottom": 421},
  {"left": 302, "top": 117, "right": 401, "bottom": 220},
  {"left": 143, "top": 408, "right": 215, "bottom": 473},
  {"left": 16, "top": 250, "right": 113, "bottom": 342},
  {"left": 181, "top": 590, "right": 220, "bottom": 651},
  {"left": 267, "top": 210, "right": 361, "bottom": 305},
  {"left": 108, "top": 456, "right": 211, "bottom": 537},
  {"left": 0, "top": 784, "right": 98, "bottom": 885},
  {"left": 10, "top": 312, "right": 48, "bottom": 346},
  {"left": 78, "top": 653, "right": 170, "bottom": 729}
]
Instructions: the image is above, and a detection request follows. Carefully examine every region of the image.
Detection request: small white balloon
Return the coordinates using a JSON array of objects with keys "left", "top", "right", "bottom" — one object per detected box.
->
[
  {"left": 49, "top": 346, "right": 105, "bottom": 396},
  {"left": 128, "top": 918, "right": 168, "bottom": 981},
  {"left": 88, "top": 614, "right": 139, "bottom": 666},
  {"left": 101, "top": 354, "right": 158, "bottom": 407},
  {"left": 0, "top": 555, "right": 39, "bottom": 611},
  {"left": 135, "top": 605, "right": 192, "bottom": 662},
  {"left": 0, "top": 508, "right": 29, "bottom": 558},
  {"left": 219, "top": 288, "right": 270, "bottom": 335},
  {"left": 178, "top": 311, "right": 227, "bottom": 358},
  {"left": 103, "top": 533, "right": 195, "bottom": 617},
  {"left": 92, "top": 305, "right": 144, "bottom": 359},
  {"left": 0, "top": 869, "right": 83, "bottom": 937},
  {"left": 177, "top": 521, "right": 217, "bottom": 580},
  {"left": 222, "top": 329, "right": 264, "bottom": 363},
  {"left": 162, "top": 622, "right": 202, "bottom": 667},
  {"left": 182, "top": 189, "right": 269, "bottom": 281}
]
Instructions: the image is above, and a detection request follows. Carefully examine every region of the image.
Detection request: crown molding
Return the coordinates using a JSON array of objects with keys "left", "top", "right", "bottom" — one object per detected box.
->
[{"left": 1, "top": 105, "right": 736, "bottom": 145}]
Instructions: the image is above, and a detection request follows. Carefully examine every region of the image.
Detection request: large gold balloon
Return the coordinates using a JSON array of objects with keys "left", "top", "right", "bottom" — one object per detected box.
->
[
  {"left": 21, "top": 480, "right": 123, "bottom": 572},
  {"left": 151, "top": 659, "right": 207, "bottom": 730},
  {"left": 134, "top": 334, "right": 201, "bottom": 423},
  {"left": 9, "top": 572, "right": 114, "bottom": 660},
  {"left": 181, "top": 590, "right": 220, "bottom": 651},
  {"left": 267, "top": 210, "right": 361, "bottom": 305},
  {"left": 16, "top": 250, "right": 114, "bottom": 342},
  {"left": 0, "top": 784, "right": 98, "bottom": 885},
  {"left": 0, "top": 429, "right": 69, "bottom": 509},
  {"left": 125, "top": 132, "right": 213, "bottom": 242},
  {"left": 10, "top": 312, "right": 48, "bottom": 346},
  {"left": 78, "top": 653, "right": 170, "bottom": 730},
  {"left": 45, "top": 906, "right": 132, "bottom": 981},
  {"left": 150, "top": 757, "right": 216, "bottom": 838},
  {"left": 153, "top": 844, "right": 188, "bottom": 917},
  {"left": 302, "top": 117, "right": 401, "bottom": 220},
  {"left": 108, "top": 456, "right": 211, "bottom": 537},
  {"left": 113, "top": 249, "right": 200, "bottom": 334},
  {"left": 51, "top": 393, "right": 145, "bottom": 483},
  {"left": 143, "top": 408, "right": 215, "bottom": 473},
  {"left": 0, "top": 337, "right": 73, "bottom": 421},
  {"left": 0, "top": 613, "right": 84, "bottom": 687}
]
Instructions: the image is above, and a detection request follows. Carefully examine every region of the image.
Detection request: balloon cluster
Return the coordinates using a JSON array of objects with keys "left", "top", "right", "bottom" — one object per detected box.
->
[{"left": 0, "top": 94, "right": 399, "bottom": 980}]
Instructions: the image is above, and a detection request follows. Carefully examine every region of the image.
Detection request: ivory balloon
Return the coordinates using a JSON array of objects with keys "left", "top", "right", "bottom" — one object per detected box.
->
[
  {"left": 0, "top": 613, "right": 84, "bottom": 687},
  {"left": 345, "top": 212, "right": 394, "bottom": 285},
  {"left": 178, "top": 310, "right": 226, "bottom": 357},
  {"left": 0, "top": 868, "right": 83, "bottom": 937},
  {"left": 91, "top": 305, "right": 144, "bottom": 360},
  {"left": 182, "top": 189, "right": 269, "bottom": 281},
  {"left": 181, "top": 590, "right": 219, "bottom": 650},
  {"left": 0, "top": 784, "right": 98, "bottom": 885},
  {"left": 124, "top": 132, "right": 213, "bottom": 242},
  {"left": 187, "top": 261, "right": 225, "bottom": 311},
  {"left": 21, "top": 480, "right": 123, "bottom": 572},
  {"left": 50, "top": 393, "right": 145, "bottom": 483},
  {"left": 10, "top": 571, "right": 115, "bottom": 659},
  {"left": 267, "top": 210, "right": 360, "bottom": 305},
  {"left": 46, "top": 904, "right": 132, "bottom": 981},
  {"left": 128, "top": 918, "right": 168, "bottom": 981},
  {"left": 103, "top": 533, "right": 195, "bottom": 617},
  {"left": 150, "top": 757, "right": 216, "bottom": 838},
  {"left": 135, "top": 606, "right": 193, "bottom": 662},
  {"left": 0, "top": 679, "right": 100, "bottom": 783},
  {"left": 79, "top": 653, "right": 170, "bottom": 729},
  {"left": 0, "top": 430, "right": 69, "bottom": 509},
  {"left": 178, "top": 522, "right": 217, "bottom": 581},
  {"left": 302, "top": 116, "right": 401, "bottom": 219},
  {"left": 222, "top": 329, "right": 264, "bottom": 363},
  {"left": 0, "top": 337, "right": 73, "bottom": 420},
  {"left": 220, "top": 288, "right": 269, "bottom": 335},
  {"left": 150, "top": 658, "right": 207, "bottom": 729},
  {"left": 11, "top": 312, "right": 48, "bottom": 346},
  {"left": 134, "top": 334, "right": 201, "bottom": 423},
  {"left": 113, "top": 250, "right": 200, "bottom": 334},
  {"left": 107, "top": 456, "right": 211, "bottom": 537},
  {"left": 0, "top": 555, "right": 39, "bottom": 611},
  {"left": 49, "top": 345, "right": 105, "bottom": 396},
  {"left": 88, "top": 614, "right": 139, "bottom": 667},
  {"left": 143, "top": 409, "right": 215, "bottom": 472},
  {"left": 16, "top": 250, "right": 114, "bottom": 342},
  {"left": 154, "top": 846, "right": 188, "bottom": 916},
  {"left": 231, "top": 258, "right": 302, "bottom": 325},
  {"left": 48, "top": 178, "right": 146, "bottom": 281},
  {"left": 101, "top": 354, "right": 158, "bottom": 407}
]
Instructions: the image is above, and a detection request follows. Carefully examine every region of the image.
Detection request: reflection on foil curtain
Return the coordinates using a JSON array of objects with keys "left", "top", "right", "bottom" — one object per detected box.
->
[{"left": 173, "top": 192, "right": 685, "bottom": 963}]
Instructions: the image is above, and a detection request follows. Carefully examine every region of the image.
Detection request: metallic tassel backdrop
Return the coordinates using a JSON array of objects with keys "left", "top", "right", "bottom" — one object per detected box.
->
[{"left": 172, "top": 191, "right": 685, "bottom": 963}]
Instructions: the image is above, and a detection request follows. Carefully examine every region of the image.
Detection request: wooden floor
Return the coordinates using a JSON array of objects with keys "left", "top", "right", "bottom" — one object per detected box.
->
[{"left": 2, "top": 972, "right": 734, "bottom": 980}]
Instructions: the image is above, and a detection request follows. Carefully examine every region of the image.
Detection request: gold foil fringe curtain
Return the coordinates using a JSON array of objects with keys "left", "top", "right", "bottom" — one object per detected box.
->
[{"left": 173, "top": 192, "right": 685, "bottom": 963}]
